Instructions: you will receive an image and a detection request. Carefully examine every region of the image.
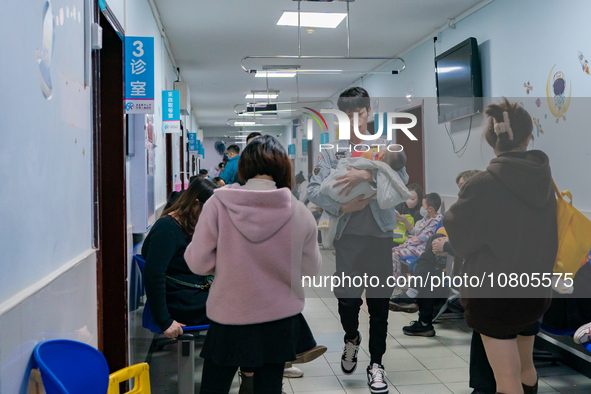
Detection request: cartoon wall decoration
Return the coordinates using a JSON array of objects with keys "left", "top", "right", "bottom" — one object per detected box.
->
[
  {"left": 533, "top": 118, "right": 544, "bottom": 136},
  {"left": 536, "top": 98, "right": 541, "bottom": 107},
  {"left": 546, "top": 65, "right": 571, "bottom": 123},
  {"left": 578, "top": 52, "right": 589, "bottom": 75},
  {"left": 37, "top": 1, "right": 54, "bottom": 99},
  {"left": 524, "top": 81, "right": 533, "bottom": 94}
]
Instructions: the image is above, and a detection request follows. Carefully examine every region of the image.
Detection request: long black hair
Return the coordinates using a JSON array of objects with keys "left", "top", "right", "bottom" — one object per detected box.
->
[{"left": 162, "top": 178, "right": 217, "bottom": 240}]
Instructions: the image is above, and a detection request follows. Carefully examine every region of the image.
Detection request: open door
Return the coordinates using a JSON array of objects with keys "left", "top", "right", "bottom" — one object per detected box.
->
[
  {"left": 92, "top": 4, "right": 128, "bottom": 372},
  {"left": 395, "top": 100, "right": 426, "bottom": 192}
]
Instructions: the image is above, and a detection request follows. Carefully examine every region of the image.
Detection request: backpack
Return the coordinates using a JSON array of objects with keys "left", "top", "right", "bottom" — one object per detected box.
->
[
  {"left": 393, "top": 214, "right": 414, "bottom": 244},
  {"left": 552, "top": 181, "right": 591, "bottom": 293}
]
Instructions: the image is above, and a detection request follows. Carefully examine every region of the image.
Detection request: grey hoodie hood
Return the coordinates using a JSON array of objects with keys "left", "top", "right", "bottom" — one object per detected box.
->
[
  {"left": 213, "top": 183, "right": 293, "bottom": 243},
  {"left": 487, "top": 150, "right": 554, "bottom": 208}
]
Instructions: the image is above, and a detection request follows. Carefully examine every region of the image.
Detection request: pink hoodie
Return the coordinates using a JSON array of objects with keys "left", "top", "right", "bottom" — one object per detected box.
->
[{"left": 184, "top": 180, "right": 321, "bottom": 325}]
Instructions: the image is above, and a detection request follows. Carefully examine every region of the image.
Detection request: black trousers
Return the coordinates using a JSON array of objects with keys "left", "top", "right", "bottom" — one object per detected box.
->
[
  {"left": 200, "top": 359, "right": 284, "bottom": 394},
  {"left": 334, "top": 235, "right": 393, "bottom": 365},
  {"left": 469, "top": 331, "right": 496, "bottom": 393},
  {"left": 411, "top": 250, "right": 447, "bottom": 325}
]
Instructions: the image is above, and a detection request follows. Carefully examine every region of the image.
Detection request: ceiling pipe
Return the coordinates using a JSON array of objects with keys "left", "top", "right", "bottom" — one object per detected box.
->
[{"left": 147, "top": 0, "right": 180, "bottom": 79}]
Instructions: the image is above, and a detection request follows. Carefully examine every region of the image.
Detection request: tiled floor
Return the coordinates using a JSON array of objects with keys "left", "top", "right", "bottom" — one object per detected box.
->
[{"left": 150, "top": 250, "right": 591, "bottom": 393}]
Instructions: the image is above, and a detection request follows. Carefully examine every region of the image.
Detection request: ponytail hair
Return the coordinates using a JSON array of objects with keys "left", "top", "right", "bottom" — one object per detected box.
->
[{"left": 484, "top": 98, "right": 533, "bottom": 153}]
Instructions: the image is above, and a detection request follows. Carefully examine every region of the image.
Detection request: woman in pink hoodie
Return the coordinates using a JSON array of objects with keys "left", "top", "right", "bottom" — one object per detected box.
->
[{"left": 185, "top": 135, "right": 322, "bottom": 394}]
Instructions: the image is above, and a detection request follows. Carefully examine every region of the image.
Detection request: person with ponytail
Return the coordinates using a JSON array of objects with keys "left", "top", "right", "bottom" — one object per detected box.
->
[
  {"left": 142, "top": 178, "right": 218, "bottom": 339},
  {"left": 444, "top": 98, "right": 557, "bottom": 394}
]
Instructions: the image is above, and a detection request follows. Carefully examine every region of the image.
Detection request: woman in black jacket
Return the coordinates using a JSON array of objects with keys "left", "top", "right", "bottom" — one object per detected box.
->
[
  {"left": 142, "top": 178, "right": 217, "bottom": 338},
  {"left": 444, "top": 99, "right": 557, "bottom": 394}
]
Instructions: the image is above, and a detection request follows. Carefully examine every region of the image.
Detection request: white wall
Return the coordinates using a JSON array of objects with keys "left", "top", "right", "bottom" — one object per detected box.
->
[
  {"left": 358, "top": 0, "right": 591, "bottom": 210},
  {"left": 0, "top": 0, "right": 97, "bottom": 390}
]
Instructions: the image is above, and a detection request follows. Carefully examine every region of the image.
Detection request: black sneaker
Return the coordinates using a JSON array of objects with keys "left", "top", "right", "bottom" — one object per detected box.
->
[
  {"left": 341, "top": 332, "right": 361, "bottom": 374},
  {"left": 367, "top": 363, "right": 389, "bottom": 393},
  {"left": 389, "top": 293, "right": 419, "bottom": 313},
  {"left": 403, "top": 320, "right": 436, "bottom": 337}
]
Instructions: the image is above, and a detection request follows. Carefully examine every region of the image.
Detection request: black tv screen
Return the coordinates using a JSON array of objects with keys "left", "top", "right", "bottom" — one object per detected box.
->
[{"left": 435, "top": 37, "right": 482, "bottom": 124}]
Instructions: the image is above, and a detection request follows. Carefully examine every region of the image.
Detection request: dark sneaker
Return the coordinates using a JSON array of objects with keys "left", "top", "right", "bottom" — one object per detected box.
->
[
  {"left": 367, "top": 363, "right": 389, "bottom": 393},
  {"left": 389, "top": 293, "right": 419, "bottom": 313},
  {"left": 403, "top": 320, "right": 436, "bottom": 337},
  {"left": 341, "top": 332, "right": 361, "bottom": 374}
]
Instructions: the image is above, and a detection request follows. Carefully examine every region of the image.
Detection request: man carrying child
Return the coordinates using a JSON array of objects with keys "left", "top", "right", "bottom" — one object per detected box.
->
[{"left": 308, "top": 87, "right": 409, "bottom": 394}]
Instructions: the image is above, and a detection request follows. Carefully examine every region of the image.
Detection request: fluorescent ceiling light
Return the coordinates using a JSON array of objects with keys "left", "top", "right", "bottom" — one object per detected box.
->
[
  {"left": 245, "top": 93, "right": 279, "bottom": 99},
  {"left": 255, "top": 71, "right": 296, "bottom": 78},
  {"left": 277, "top": 12, "right": 347, "bottom": 29},
  {"left": 233, "top": 121, "right": 257, "bottom": 126}
]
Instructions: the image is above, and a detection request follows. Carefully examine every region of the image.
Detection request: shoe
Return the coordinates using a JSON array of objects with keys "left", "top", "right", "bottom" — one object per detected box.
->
[
  {"left": 389, "top": 293, "right": 419, "bottom": 313},
  {"left": 367, "top": 363, "right": 389, "bottom": 393},
  {"left": 574, "top": 322, "right": 591, "bottom": 345},
  {"left": 283, "top": 366, "right": 304, "bottom": 378},
  {"left": 291, "top": 345, "right": 327, "bottom": 364},
  {"left": 390, "top": 286, "right": 404, "bottom": 297},
  {"left": 238, "top": 372, "right": 253, "bottom": 394},
  {"left": 403, "top": 320, "right": 436, "bottom": 337},
  {"left": 341, "top": 332, "right": 361, "bottom": 374},
  {"left": 522, "top": 378, "right": 538, "bottom": 394}
]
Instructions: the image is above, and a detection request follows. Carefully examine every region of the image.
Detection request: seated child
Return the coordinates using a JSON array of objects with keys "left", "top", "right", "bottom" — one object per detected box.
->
[
  {"left": 390, "top": 231, "right": 455, "bottom": 336},
  {"left": 317, "top": 150, "right": 411, "bottom": 248},
  {"left": 392, "top": 193, "right": 443, "bottom": 285}
]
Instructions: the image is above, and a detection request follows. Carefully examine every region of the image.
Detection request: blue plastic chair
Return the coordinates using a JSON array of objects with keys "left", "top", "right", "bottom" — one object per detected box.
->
[
  {"left": 133, "top": 254, "right": 209, "bottom": 334},
  {"left": 33, "top": 340, "right": 109, "bottom": 394},
  {"left": 399, "top": 256, "right": 419, "bottom": 274}
]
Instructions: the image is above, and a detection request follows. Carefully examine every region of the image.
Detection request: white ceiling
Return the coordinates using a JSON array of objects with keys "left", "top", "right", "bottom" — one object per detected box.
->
[{"left": 154, "top": 0, "right": 485, "bottom": 131}]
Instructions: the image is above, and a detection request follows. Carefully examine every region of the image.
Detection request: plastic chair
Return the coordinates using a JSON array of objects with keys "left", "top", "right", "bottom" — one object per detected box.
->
[
  {"left": 108, "top": 363, "right": 151, "bottom": 394},
  {"left": 34, "top": 339, "right": 109, "bottom": 394},
  {"left": 399, "top": 256, "right": 419, "bottom": 274},
  {"left": 33, "top": 339, "right": 151, "bottom": 394}
]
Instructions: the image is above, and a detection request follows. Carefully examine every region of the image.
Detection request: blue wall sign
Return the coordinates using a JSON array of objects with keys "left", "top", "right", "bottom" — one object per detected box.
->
[
  {"left": 302, "top": 138, "right": 309, "bottom": 154},
  {"left": 162, "top": 90, "right": 180, "bottom": 133},
  {"left": 125, "top": 37, "right": 154, "bottom": 114},
  {"left": 188, "top": 132, "right": 198, "bottom": 152}
]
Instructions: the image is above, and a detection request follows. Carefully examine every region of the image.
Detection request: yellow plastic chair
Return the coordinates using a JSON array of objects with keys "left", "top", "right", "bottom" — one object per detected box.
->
[{"left": 108, "top": 363, "right": 151, "bottom": 394}]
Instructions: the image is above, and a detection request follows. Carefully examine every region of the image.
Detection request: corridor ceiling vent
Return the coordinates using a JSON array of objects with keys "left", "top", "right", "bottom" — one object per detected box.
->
[{"left": 242, "top": 0, "right": 405, "bottom": 76}]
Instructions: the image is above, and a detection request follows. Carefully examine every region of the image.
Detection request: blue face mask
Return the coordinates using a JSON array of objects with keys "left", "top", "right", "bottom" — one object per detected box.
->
[{"left": 420, "top": 207, "right": 429, "bottom": 217}]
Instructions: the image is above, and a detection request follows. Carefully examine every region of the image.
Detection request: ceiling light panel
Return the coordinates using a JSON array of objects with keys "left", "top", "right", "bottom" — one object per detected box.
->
[
  {"left": 277, "top": 12, "right": 347, "bottom": 29},
  {"left": 245, "top": 93, "right": 279, "bottom": 99},
  {"left": 255, "top": 71, "right": 296, "bottom": 78}
]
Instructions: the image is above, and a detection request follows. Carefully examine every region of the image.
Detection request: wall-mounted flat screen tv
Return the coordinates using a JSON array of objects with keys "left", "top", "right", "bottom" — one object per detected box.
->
[{"left": 435, "top": 37, "right": 483, "bottom": 124}]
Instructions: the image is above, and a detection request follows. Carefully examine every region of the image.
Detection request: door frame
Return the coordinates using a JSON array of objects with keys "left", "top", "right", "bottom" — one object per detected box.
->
[
  {"left": 395, "top": 99, "right": 426, "bottom": 191},
  {"left": 92, "top": 2, "right": 129, "bottom": 372}
]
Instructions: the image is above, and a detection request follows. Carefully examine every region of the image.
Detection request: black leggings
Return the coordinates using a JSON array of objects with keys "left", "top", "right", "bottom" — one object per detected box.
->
[{"left": 199, "top": 359, "right": 284, "bottom": 394}]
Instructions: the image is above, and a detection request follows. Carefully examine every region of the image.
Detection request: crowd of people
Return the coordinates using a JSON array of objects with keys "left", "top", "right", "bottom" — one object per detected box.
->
[{"left": 141, "top": 87, "right": 591, "bottom": 394}]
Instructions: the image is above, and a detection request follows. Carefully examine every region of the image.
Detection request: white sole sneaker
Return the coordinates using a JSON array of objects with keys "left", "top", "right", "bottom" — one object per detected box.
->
[
  {"left": 341, "top": 332, "right": 362, "bottom": 375},
  {"left": 574, "top": 322, "right": 591, "bottom": 345}
]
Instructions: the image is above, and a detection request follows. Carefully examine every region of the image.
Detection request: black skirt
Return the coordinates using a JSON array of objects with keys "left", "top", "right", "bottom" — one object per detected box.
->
[{"left": 200, "top": 313, "right": 317, "bottom": 367}]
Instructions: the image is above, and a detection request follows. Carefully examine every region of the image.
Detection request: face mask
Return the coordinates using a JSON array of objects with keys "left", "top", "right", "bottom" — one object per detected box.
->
[
  {"left": 406, "top": 198, "right": 417, "bottom": 209},
  {"left": 420, "top": 207, "right": 429, "bottom": 217}
]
